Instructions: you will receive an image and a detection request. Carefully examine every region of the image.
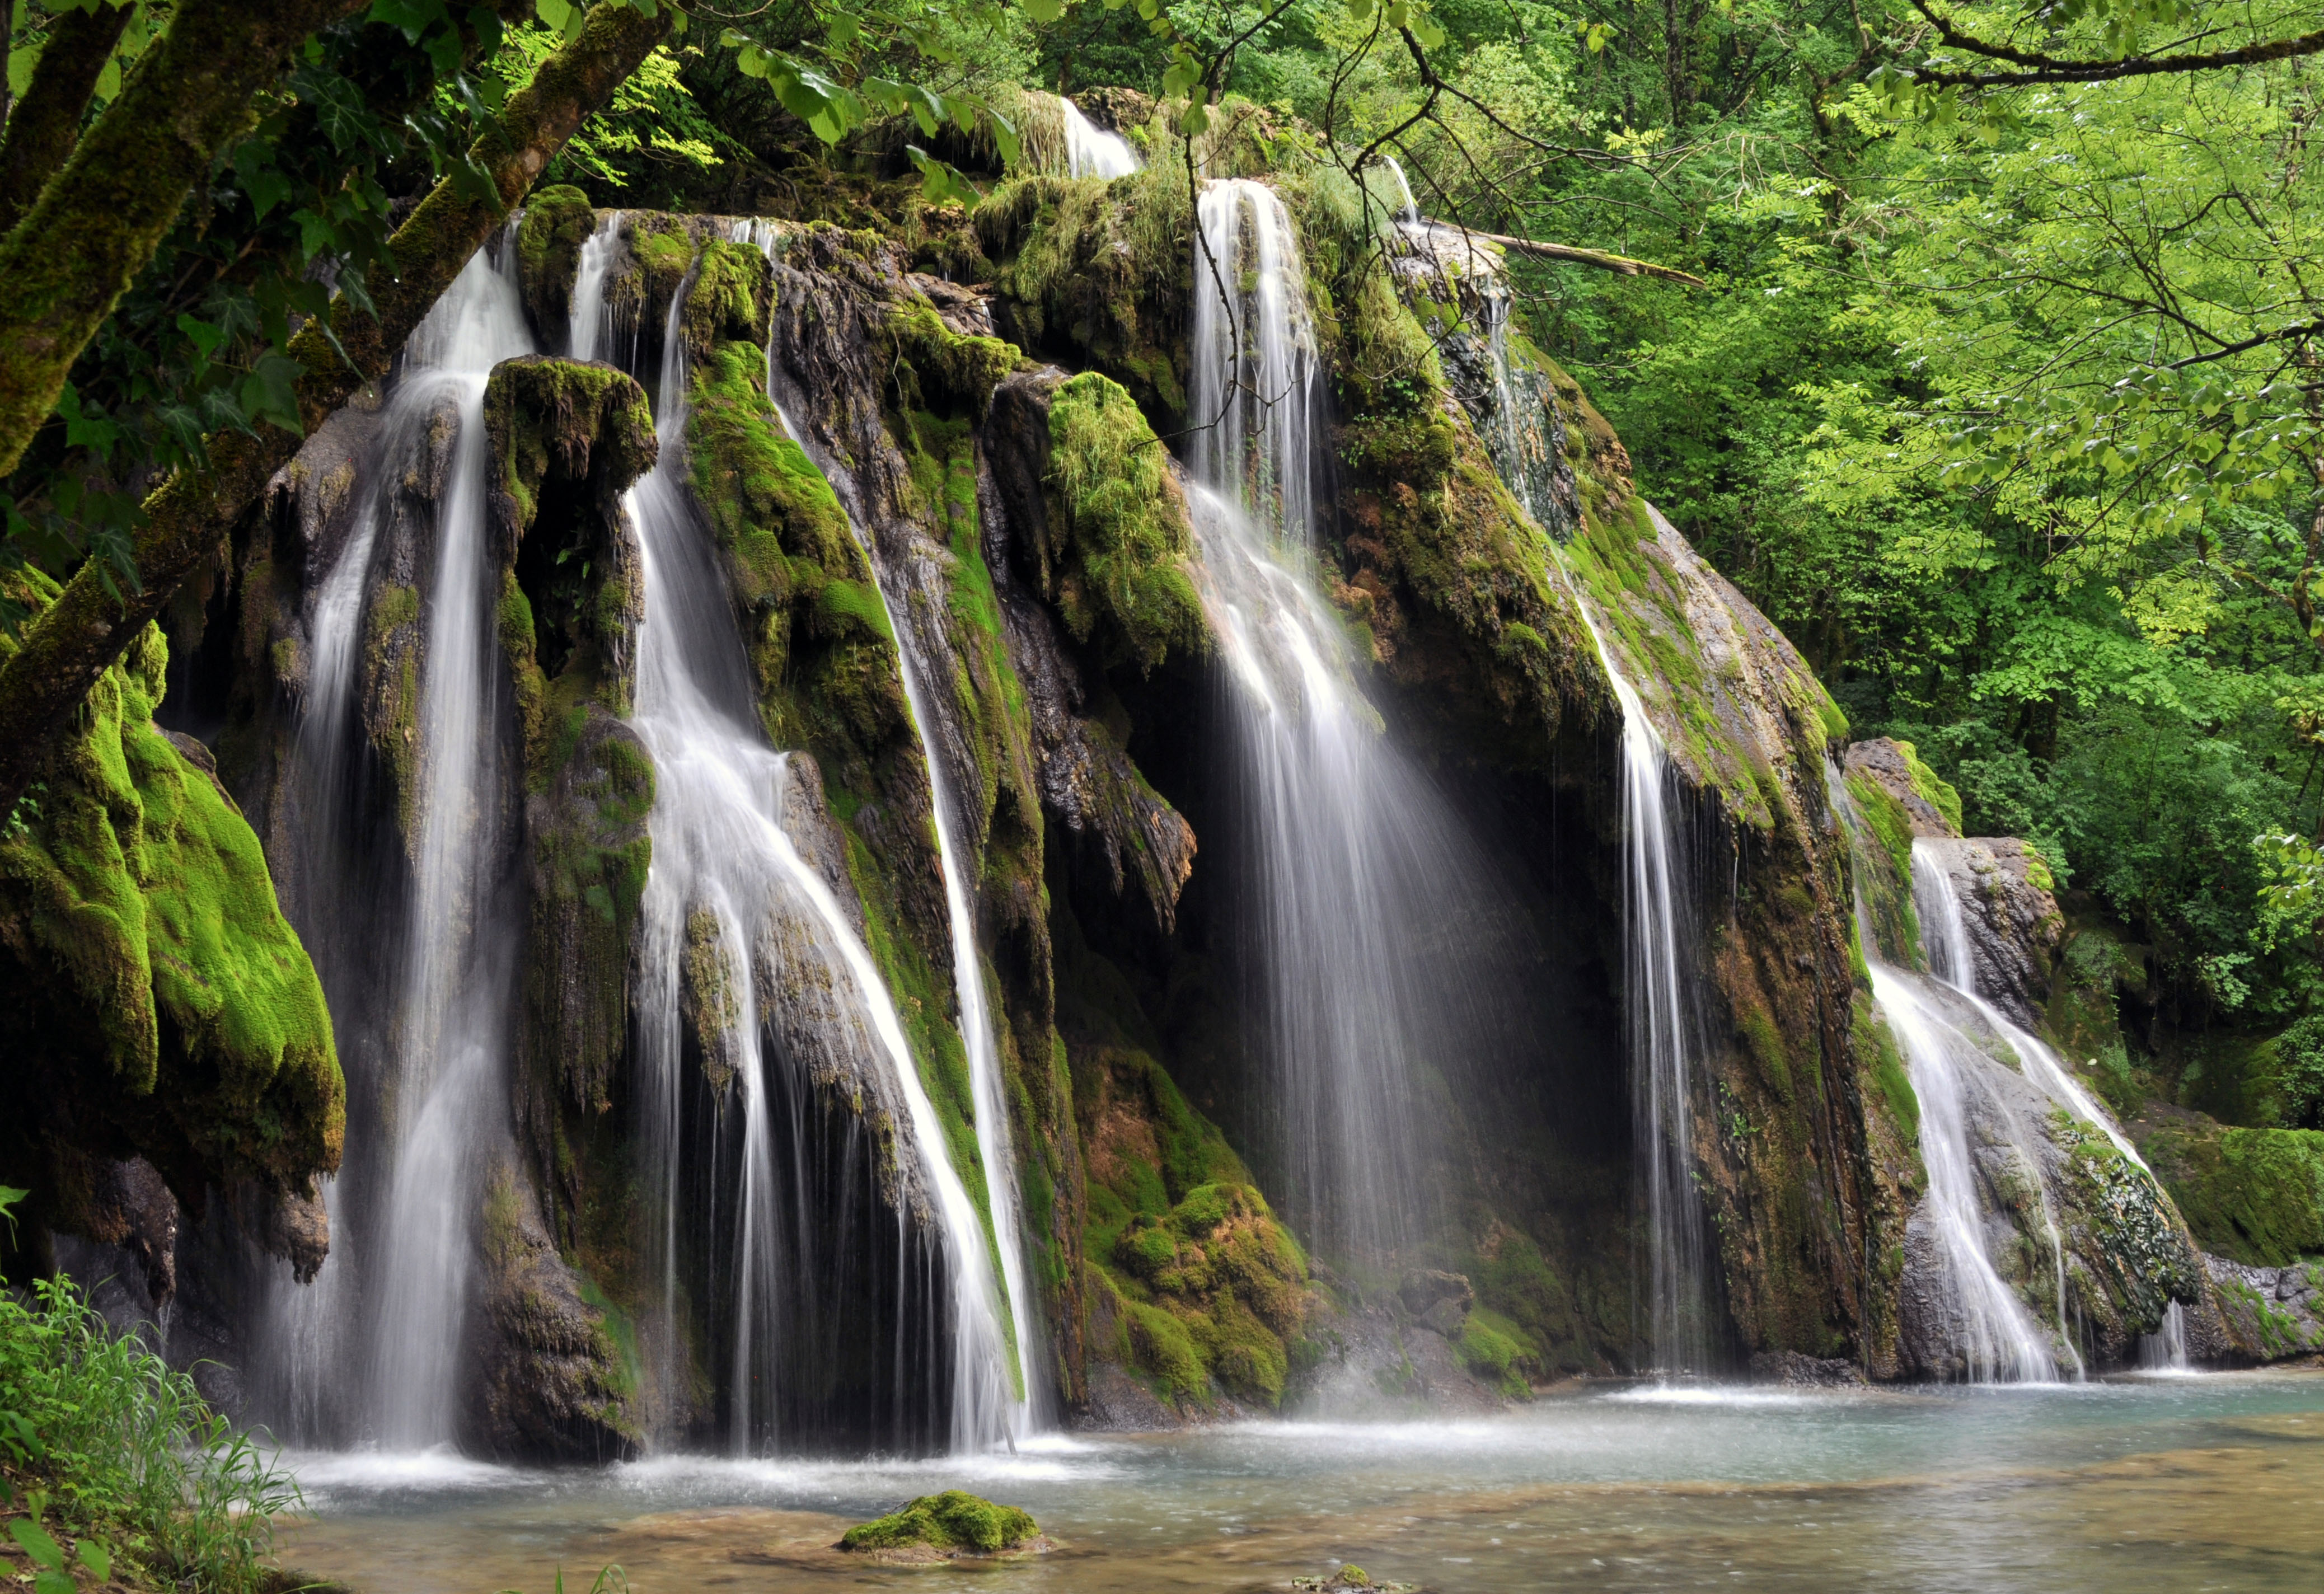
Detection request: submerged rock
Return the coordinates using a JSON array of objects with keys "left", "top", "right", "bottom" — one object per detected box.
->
[{"left": 837, "top": 1490, "right": 1049, "bottom": 1559}]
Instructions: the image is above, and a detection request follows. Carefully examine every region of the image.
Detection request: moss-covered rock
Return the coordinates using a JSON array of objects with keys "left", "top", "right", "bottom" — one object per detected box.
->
[
  {"left": 838, "top": 1490, "right": 1044, "bottom": 1558},
  {"left": 976, "top": 165, "right": 1193, "bottom": 425},
  {"left": 516, "top": 183, "right": 598, "bottom": 350},
  {"left": 2138, "top": 1110, "right": 2324, "bottom": 1267},
  {"left": 0, "top": 570, "right": 341, "bottom": 1270}
]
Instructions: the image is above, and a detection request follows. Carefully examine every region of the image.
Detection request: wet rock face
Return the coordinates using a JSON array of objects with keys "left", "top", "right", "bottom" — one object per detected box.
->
[
  {"left": 1841, "top": 738, "right": 1958, "bottom": 838},
  {"left": 1889, "top": 984, "right": 2203, "bottom": 1377},
  {"left": 466, "top": 1165, "right": 639, "bottom": 1461},
  {"left": 2203, "top": 1253, "right": 2324, "bottom": 1361},
  {"left": 1919, "top": 836, "right": 2063, "bottom": 1032}
]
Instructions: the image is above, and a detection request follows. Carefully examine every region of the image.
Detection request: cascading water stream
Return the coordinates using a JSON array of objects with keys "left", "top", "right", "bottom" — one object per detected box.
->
[
  {"left": 362, "top": 232, "right": 537, "bottom": 1446},
  {"left": 1913, "top": 843, "right": 2140, "bottom": 1162},
  {"left": 256, "top": 246, "right": 537, "bottom": 1442},
  {"left": 1186, "top": 177, "right": 1518, "bottom": 1263},
  {"left": 1822, "top": 772, "right": 2063, "bottom": 1381},
  {"left": 1057, "top": 95, "right": 1140, "bottom": 178},
  {"left": 1550, "top": 587, "right": 1712, "bottom": 1376},
  {"left": 1866, "top": 964, "right": 2066, "bottom": 1382},
  {"left": 580, "top": 218, "right": 1023, "bottom": 1452},
  {"left": 1910, "top": 838, "right": 2194, "bottom": 1371},
  {"left": 723, "top": 219, "right": 1035, "bottom": 1438}
]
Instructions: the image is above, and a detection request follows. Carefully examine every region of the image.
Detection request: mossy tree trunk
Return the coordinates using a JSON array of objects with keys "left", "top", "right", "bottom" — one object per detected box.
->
[
  {"left": 0, "top": 1, "right": 671, "bottom": 822},
  {"left": 0, "top": 0, "right": 372, "bottom": 479},
  {"left": 0, "top": 0, "right": 133, "bottom": 237}
]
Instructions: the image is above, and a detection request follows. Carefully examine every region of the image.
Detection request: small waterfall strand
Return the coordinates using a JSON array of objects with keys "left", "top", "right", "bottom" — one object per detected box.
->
[
  {"left": 1910, "top": 838, "right": 2190, "bottom": 1373},
  {"left": 727, "top": 219, "right": 1032, "bottom": 1443},
  {"left": 1825, "top": 771, "right": 2063, "bottom": 1382},
  {"left": 1186, "top": 178, "right": 1526, "bottom": 1263},
  {"left": 1550, "top": 573, "right": 1712, "bottom": 1376},
  {"left": 365, "top": 229, "right": 537, "bottom": 1445},
  {"left": 1058, "top": 94, "right": 1140, "bottom": 178}
]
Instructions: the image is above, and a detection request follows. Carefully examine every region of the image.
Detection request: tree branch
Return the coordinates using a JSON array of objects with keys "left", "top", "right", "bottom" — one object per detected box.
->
[
  {"left": 1905, "top": 0, "right": 2324, "bottom": 88},
  {"left": 0, "top": 0, "right": 374, "bottom": 481},
  {"left": 0, "top": 1, "right": 133, "bottom": 236},
  {"left": 1451, "top": 225, "right": 1708, "bottom": 286},
  {"left": 0, "top": 1, "right": 672, "bottom": 819}
]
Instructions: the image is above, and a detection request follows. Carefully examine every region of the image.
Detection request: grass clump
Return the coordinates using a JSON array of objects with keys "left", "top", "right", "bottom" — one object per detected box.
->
[
  {"left": 0, "top": 1256, "right": 298, "bottom": 1593},
  {"left": 837, "top": 1490, "right": 1040, "bottom": 1556}
]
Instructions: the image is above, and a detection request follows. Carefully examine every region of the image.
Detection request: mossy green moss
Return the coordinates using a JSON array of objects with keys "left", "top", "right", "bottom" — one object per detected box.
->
[
  {"left": 974, "top": 165, "right": 1193, "bottom": 423},
  {"left": 1455, "top": 1305, "right": 1541, "bottom": 1399},
  {"left": 1041, "top": 372, "right": 1203, "bottom": 671},
  {"left": 839, "top": 1490, "right": 1040, "bottom": 1555},
  {"left": 882, "top": 301, "right": 1023, "bottom": 415},
  {"left": 1843, "top": 768, "right": 1924, "bottom": 967},
  {"left": 0, "top": 570, "right": 341, "bottom": 1198},
  {"left": 2139, "top": 1118, "right": 2324, "bottom": 1267},
  {"left": 516, "top": 183, "right": 597, "bottom": 341},
  {"left": 680, "top": 237, "right": 772, "bottom": 358},
  {"left": 1893, "top": 740, "right": 1963, "bottom": 835},
  {"left": 684, "top": 335, "right": 906, "bottom": 776}
]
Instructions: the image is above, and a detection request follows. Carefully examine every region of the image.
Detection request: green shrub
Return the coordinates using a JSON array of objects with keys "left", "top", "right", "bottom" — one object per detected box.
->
[{"left": 0, "top": 1256, "right": 297, "bottom": 1593}]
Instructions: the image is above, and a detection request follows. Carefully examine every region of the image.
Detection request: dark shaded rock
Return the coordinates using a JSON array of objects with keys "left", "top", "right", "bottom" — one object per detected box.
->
[
  {"left": 1399, "top": 1268, "right": 1475, "bottom": 1317},
  {"left": 1749, "top": 1349, "right": 1868, "bottom": 1386},
  {"left": 68, "top": 1156, "right": 181, "bottom": 1305},
  {"left": 254, "top": 1180, "right": 330, "bottom": 1285},
  {"left": 466, "top": 1161, "right": 639, "bottom": 1461}
]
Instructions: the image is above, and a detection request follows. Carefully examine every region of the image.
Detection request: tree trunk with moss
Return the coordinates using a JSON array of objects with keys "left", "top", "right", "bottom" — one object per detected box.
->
[
  {"left": 0, "top": 0, "right": 372, "bottom": 479},
  {"left": 0, "top": 1, "right": 671, "bottom": 822},
  {"left": 0, "top": 1, "right": 134, "bottom": 237}
]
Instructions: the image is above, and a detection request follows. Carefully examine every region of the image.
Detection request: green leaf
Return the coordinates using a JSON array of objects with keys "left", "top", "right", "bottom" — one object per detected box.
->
[
  {"left": 6, "top": 46, "right": 36, "bottom": 102},
  {"left": 536, "top": 0, "right": 572, "bottom": 30},
  {"left": 983, "top": 105, "right": 1022, "bottom": 168},
  {"left": 175, "top": 315, "right": 227, "bottom": 360},
  {"left": 77, "top": 1540, "right": 110, "bottom": 1582},
  {"left": 905, "top": 83, "right": 943, "bottom": 137},
  {"left": 1179, "top": 101, "right": 1210, "bottom": 136},
  {"left": 9, "top": 1521, "right": 64, "bottom": 1574},
  {"left": 1025, "top": 0, "right": 1065, "bottom": 20}
]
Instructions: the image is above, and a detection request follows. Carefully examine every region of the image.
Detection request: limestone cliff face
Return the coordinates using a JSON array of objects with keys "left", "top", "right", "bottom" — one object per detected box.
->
[{"left": 37, "top": 127, "right": 2215, "bottom": 1445}]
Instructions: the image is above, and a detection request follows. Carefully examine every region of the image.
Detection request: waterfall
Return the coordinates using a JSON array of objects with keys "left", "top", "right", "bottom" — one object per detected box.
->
[
  {"left": 362, "top": 233, "right": 537, "bottom": 1445},
  {"left": 1185, "top": 177, "right": 1513, "bottom": 1263},
  {"left": 570, "top": 219, "right": 1022, "bottom": 1451},
  {"left": 1058, "top": 95, "right": 1140, "bottom": 179},
  {"left": 1912, "top": 843, "right": 2140, "bottom": 1162},
  {"left": 1910, "top": 837, "right": 2198, "bottom": 1375},
  {"left": 1552, "top": 592, "right": 1712, "bottom": 1376},
  {"left": 2140, "top": 1301, "right": 2192, "bottom": 1372},
  {"left": 1864, "top": 964, "right": 2065, "bottom": 1382},
  {"left": 1819, "top": 773, "right": 2063, "bottom": 1381},
  {"left": 724, "top": 221, "right": 1034, "bottom": 1440}
]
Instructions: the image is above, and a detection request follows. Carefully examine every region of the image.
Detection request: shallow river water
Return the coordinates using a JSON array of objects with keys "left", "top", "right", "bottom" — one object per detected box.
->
[{"left": 275, "top": 1371, "right": 2324, "bottom": 1592}]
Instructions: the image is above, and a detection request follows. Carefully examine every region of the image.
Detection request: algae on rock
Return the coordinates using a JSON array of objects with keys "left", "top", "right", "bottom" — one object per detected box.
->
[{"left": 0, "top": 570, "right": 341, "bottom": 1274}]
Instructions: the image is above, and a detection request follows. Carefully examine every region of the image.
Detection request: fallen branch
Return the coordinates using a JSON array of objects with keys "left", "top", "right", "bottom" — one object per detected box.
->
[{"left": 1456, "top": 228, "right": 1707, "bottom": 287}]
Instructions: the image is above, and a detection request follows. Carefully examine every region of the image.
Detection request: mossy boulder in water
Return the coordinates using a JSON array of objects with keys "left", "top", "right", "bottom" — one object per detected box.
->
[{"left": 837, "top": 1490, "right": 1044, "bottom": 1558}]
